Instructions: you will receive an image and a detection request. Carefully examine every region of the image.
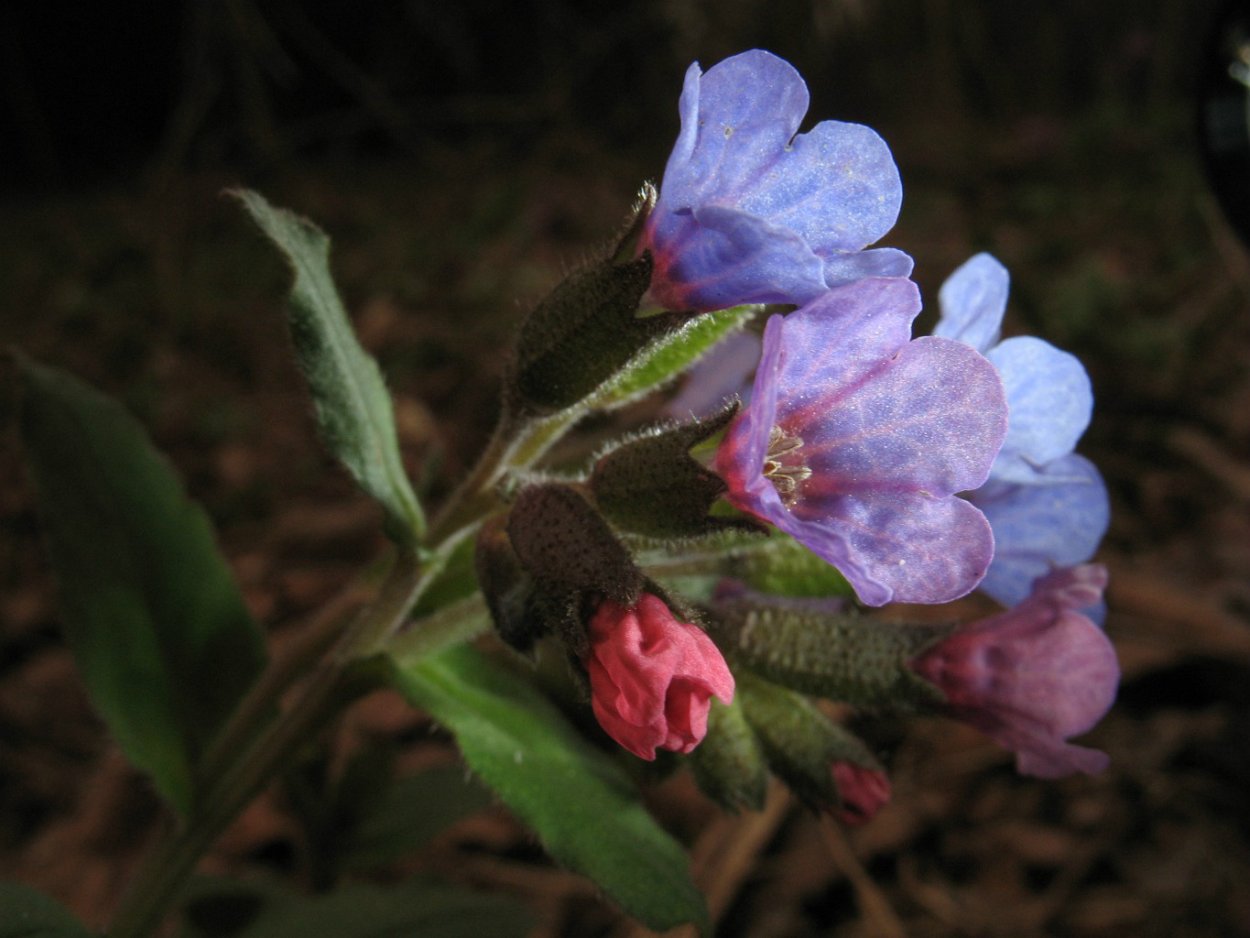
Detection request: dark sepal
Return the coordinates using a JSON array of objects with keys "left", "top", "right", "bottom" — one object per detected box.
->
[
  {"left": 506, "top": 483, "right": 643, "bottom": 606},
  {"left": 474, "top": 514, "right": 545, "bottom": 654},
  {"left": 590, "top": 401, "right": 763, "bottom": 541},
  {"left": 507, "top": 251, "right": 686, "bottom": 416}
]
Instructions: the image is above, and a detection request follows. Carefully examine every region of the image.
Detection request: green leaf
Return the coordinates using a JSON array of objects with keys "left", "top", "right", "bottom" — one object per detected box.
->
[
  {"left": 183, "top": 880, "right": 531, "bottom": 938},
  {"left": 387, "top": 645, "right": 708, "bottom": 934},
  {"left": 17, "top": 358, "right": 267, "bottom": 813},
  {"left": 0, "top": 882, "right": 92, "bottom": 937},
  {"left": 234, "top": 189, "right": 424, "bottom": 544},
  {"left": 345, "top": 764, "right": 494, "bottom": 869}
]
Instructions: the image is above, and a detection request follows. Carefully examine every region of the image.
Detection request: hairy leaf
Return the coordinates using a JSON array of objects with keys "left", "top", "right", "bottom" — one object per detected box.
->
[
  {"left": 235, "top": 189, "right": 424, "bottom": 543},
  {"left": 388, "top": 645, "right": 708, "bottom": 934},
  {"left": 17, "top": 359, "right": 267, "bottom": 812}
]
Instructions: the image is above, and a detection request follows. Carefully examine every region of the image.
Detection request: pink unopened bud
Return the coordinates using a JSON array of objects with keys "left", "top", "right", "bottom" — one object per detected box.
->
[
  {"left": 830, "top": 762, "right": 892, "bottom": 825},
  {"left": 587, "top": 594, "right": 735, "bottom": 760},
  {"left": 909, "top": 564, "right": 1119, "bottom": 778}
]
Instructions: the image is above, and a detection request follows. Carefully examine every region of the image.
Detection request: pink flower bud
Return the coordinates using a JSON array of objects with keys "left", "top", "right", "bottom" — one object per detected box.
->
[
  {"left": 909, "top": 564, "right": 1119, "bottom": 778},
  {"left": 587, "top": 594, "right": 735, "bottom": 760},
  {"left": 830, "top": 762, "right": 892, "bottom": 825}
]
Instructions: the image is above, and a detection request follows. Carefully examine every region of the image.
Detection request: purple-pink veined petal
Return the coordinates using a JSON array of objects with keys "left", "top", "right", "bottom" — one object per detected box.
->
[
  {"left": 715, "top": 278, "right": 1010, "bottom": 606},
  {"left": 787, "top": 335, "right": 1007, "bottom": 498},
  {"left": 987, "top": 336, "right": 1093, "bottom": 476},
  {"left": 912, "top": 564, "right": 1119, "bottom": 777},
  {"left": 777, "top": 489, "right": 995, "bottom": 606},
  {"left": 935, "top": 252, "right": 1009, "bottom": 353},
  {"left": 768, "top": 277, "right": 923, "bottom": 391}
]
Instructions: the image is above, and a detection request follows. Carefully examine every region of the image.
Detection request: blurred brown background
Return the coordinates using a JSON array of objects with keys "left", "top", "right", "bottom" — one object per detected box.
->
[{"left": 3, "top": 1, "right": 1250, "bottom": 935}]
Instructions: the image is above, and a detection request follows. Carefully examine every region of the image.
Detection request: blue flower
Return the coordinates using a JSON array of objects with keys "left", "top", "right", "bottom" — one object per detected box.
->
[
  {"left": 936, "top": 253, "right": 1110, "bottom": 609},
  {"left": 640, "top": 50, "right": 911, "bottom": 312}
]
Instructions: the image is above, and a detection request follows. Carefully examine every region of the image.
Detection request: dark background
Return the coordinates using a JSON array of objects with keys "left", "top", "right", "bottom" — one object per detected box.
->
[{"left": 3, "top": 1, "right": 1250, "bottom": 935}]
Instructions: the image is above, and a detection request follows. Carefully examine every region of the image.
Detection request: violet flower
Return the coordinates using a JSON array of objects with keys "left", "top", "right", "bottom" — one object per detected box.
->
[
  {"left": 713, "top": 277, "right": 1008, "bottom": 607},
  {"left": 909, "top": 564, "right": 1119, "bottom": 778},
  {"left": 936, "top": 253, "right": 1110, "bottom": 609},
  {"left": 640, "top": 49, "right": 911, "bottom": 312}
]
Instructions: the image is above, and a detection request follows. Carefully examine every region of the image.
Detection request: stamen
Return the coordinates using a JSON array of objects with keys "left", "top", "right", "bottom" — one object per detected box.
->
[{"left": 763, "top": 426, "right": 812, "bottom": 505}]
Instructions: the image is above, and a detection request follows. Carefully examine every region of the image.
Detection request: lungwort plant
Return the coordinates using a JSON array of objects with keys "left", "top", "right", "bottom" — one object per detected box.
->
[{"left": 10, "top": 50, "right": 1116, "bottom": 937}]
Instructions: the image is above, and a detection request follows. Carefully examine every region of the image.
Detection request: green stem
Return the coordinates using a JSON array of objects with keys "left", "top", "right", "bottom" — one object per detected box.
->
[
  {"left": 107, "top": 345, "right": 592, "bottom": 937},
  {"left": 387, "top": 594, "right": 492, "bottom": 665},
  {"left": 195, "top": 583, "right": 366, "bottom": 787},
  {"left": 425, "top": 421, "right": 512, "bottom": 545}
]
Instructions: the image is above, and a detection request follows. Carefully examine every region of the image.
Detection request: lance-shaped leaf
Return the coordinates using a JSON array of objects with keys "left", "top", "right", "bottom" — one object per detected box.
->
[
  {"left": 234, "top": 189, "right": 424, "bottom": 544},
  {"left": 17, "top": 358, "right": 268, "bottom": 813},
  {"left": 387, "top": 644, "right": 708, "bottom": 935},
  {"left": 0, "top": 882, "right": 92, "bottom": 938}
]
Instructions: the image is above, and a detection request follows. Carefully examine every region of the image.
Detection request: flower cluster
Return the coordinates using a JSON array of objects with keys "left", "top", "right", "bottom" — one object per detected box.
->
[{"left": 486, "top": 49, "right": 1118, "bottom": 809}]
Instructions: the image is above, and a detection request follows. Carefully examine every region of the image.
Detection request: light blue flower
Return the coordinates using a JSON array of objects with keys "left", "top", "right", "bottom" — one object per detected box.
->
[{"left": 937, "top": 253, "right": 1110, "bottom": 609}]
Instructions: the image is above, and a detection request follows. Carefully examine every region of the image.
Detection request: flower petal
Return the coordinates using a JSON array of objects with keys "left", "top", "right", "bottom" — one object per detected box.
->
[
  {"left": 649, "top": 205, "right": 829, "bottom": 309},
  {"left": 779, "top": 491, "right": 995, "bottom": 606},
  {"left": 911, "top": 563, "right": 1119, "bottom": 778},
  {"left": 738, "top": 118, "right": 903, "bottom": 255},
  {"left": 659, "top": 51, "right": 810, "bottom": 209},
  {"left": 972, "top": 454, "right": 1110, "bottom": 608},
  {"left": 820, "top": 246, "right": 914, "bottom": 286},
  {"left": 988, "top": 336, "right": 1093, "bottom": 475},
  {"left": 935, "top": 252, "right": 1009, "bottom": 353},
  {"left": 792, "top": 335, "right": 1007, "bottom": 497},
  {"left": 643, "top": 50, "right": 905, "bottom": 310}
]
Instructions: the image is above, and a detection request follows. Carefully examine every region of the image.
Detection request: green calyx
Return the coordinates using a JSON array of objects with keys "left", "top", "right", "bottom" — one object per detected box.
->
[
  {"left": 688, "top": 696, "right": 770, "bottom": 812},
  {"left": 708, "top": 597, "right": 953, "bottom": 710},
  {"left": 737, "top": 671, "right": 880, "bottom": 812}
]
